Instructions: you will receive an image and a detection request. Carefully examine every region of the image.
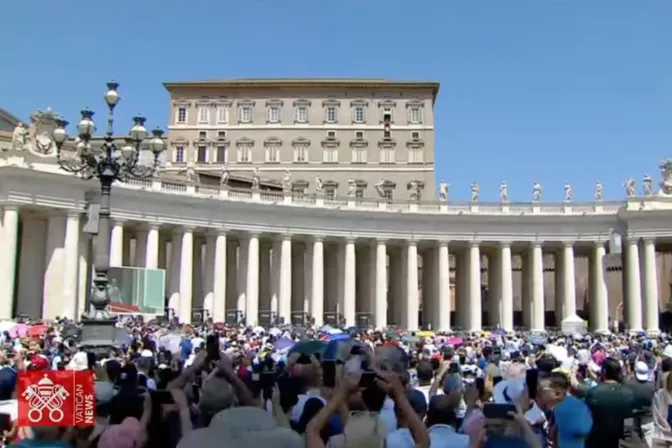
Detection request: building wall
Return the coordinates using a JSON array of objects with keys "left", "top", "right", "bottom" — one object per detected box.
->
[{"left": 165, "top": 81, "right": 437, "bottom": 200}]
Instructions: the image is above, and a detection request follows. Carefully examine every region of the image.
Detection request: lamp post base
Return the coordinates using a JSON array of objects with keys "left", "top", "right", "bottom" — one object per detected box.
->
[{"left": 79, "top": 316, "right": 121, "bottom": 358}]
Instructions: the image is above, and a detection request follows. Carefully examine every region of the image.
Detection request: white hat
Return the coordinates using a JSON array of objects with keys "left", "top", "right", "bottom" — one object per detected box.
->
[
  {"left": 664, "top": 345, "right": 672, "bottom": 358},
  {"left": 635, "top": 361, "right": 650, "bottom": 382}
]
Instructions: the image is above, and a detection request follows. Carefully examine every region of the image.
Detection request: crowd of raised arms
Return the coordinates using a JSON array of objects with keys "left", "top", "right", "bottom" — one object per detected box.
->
[{"left": 0, "top": 317, "right": 671, "bottom": 448}]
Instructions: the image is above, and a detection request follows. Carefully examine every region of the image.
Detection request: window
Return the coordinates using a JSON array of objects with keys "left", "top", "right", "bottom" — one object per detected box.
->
[
  {"left": 356, "top": 188, "right": 365, "bottom": 199},
  {"left": 267, "top": 106, "right": 281, "bottom": 123},
  {"left": 292, "top": 186, "right": 307, "bottom": 197},
  {"left": 266, "top": 146, "right": 280, "bottom": 163},
  {"left": 355, "top": 131, "right": 364, "bottom": 139},
  {"left": 294, "top": 146, "right": 308, "bottom": 163},
  {"left": 383, "top": 108, "right": 393, "bottom": 123},
  {"left": 325, "top": 187, "right": 336, "bottom": 199},
  {"left": 197, "top": 146, "right": 207, "bottom": 163},
  {"left": 216, "top": 146, "right": 227, "bottom": 163},
  {"left": 352, "top": 148, "right": 367, "bottom": 163},
  {"left": 238, "top": 146, "right": 251, "bottom": 163},
  {"left": 295, "top": 106, "right": 309, "bottom": 123},
  {"left": 218, "top": 131, "right": 227, "bottom": 139},
  {"left": 198, "top": 107, "right": 209, "bottom": 124},
  {"left": 380, "top": 148, "right": 395, "bottom": 164},
  {"left": 239, "top": 106, "right": 253, "bottom": 123},
  {"left": 323, "top": 148, "right": 338, "bottom": 163},
  {"left": 408, "top": 148, "right": 424, "bottom": 163},
  {"left": 175, "top": 146, "right": 185, "bottom": 163},
  {"left": 176, "top": 107, "right": 187, "bottom": 124},
  {"left": 409, "top": 106, "right": 423, "bottom": 124},
  {"left": 216, "top": 107, "right": 228, "bottom": 123},
  {"left": 411, "top": 132, "right": 420, "bottom": 139},
  {"left": 199, "top": 131, "right": 207, "bottom": 139},
  {"left": 325, "top": 106, "right": 337, "bottom": 123},
  {"left": 327, "top": 131, "right": 336, "bottom": 139},
  {"left": 383, "top": 189, "right": 393, "bottom": 200},
  {"left": 353, "top": 106, "right": 366, "bottom": 123}
]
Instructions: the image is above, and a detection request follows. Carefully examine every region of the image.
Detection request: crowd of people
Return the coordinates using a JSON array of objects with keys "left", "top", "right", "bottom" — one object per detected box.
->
[{"left": 0, "top": 317, "right": 670, "bottom": 448}]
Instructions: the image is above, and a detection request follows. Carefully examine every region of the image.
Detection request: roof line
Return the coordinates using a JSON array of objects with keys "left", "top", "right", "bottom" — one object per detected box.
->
[{"left": 0, "top": 107, "right": 24, "bottom": 126}]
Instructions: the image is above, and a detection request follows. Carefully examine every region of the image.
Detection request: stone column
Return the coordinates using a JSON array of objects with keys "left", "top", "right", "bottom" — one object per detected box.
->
[
  {"left": 203, "top": 234, "right": 216, "bottom": 317},
  {"left": 467, "top": 242, "right": 482, "bottom": 332},
  {"left": 530, "top": 243, "right": 545, "bottom": 331},
  {"left": 61, "top": 211, "right": 80, "bottom": 320},
  {"left": 454, "top": 251, "right": 466, "bottom": 328},
  {"left": 245, "top": 233, "right": 260, "bottom": 326},
  {"left": 488, "top": 249, "right": 502, "bottom": 327},
  {"left": 405, "top": 240, "right": 419, "bottom": 330},
  {"left": 291, "top": 243, "right": 305, "bottom": 315},
  {"left": 422, "top": 248, "right": 436, "bottom": 328},
  {"left": 178, "top": 227, "right": 194, "bottom": 323},
  {"left": 158, "top": 234, "right": 167, "bottom": 270},
  {"left": 0, "top": 206, "right": 19, "bottom": 319},
  {"left": 270, "top": 240, "right": 280, "bottom": 315},
  {"left": 259, "top": 243, "right": 272, "bottom": 314},
  {"left": 642, "top": 238, "right": 660, "bottom": 332},
  {"left": 43, "top": 214, "right": 65, "bottom": 320},
  {"left": 589, "top": 242, "right": 609, "bottom": 332},
  {"left": 311, "top": 237, "right": 324, "bottom": 326},
  {"left": 521, "top": 251, "right": 531, "bottom": 328},
  {"left": 145, "top": 223, "right": 160, "bottom": 269},
  {"left": 356, "top": 247, "right": 372, "bottom": 317},
  {"left": 374, "top": 239, "right": 387, "bottom": 329},
  {"left": 304, "top": 243, "right": 313, "bottom": 316},
  {"left": 388, "top": 251, "right": 402, "bottom": 326},
  {"left": 624, "top": 237, "right": 643, "bottom": 331},
  {"left": 561, "top": 242, "right": 577, "bottom": 318},
  {"left": 109, "top": 220, "right": 125, "bottom": 267},
  {"left": 343, "top": 238, "right": 357, "bottom": 326},
  {"left": 554, "top": 249, "right": 565, "bottom": 322},
  {"left": 211, "top": 230, "right": 227, "bottom": 322},
  {"left": 499, "top": 243, "right": 514, "bottom": 332},
  {"left": 225, "top": 242, "right": 237, "bottom": 311},
  {"left": 279, "top": 235, "right": 292, "bottom": 324},
  {"left": 135, "top": 228, "right": 148, "bottom": 268},
  {"left": 237, "top": 239, "right": 248, "bottom": 313},
  {"left": 167, "top": 229, "right": 182, "bottom": 316},
  {"left": 436, "top": 241, "right": 451, "bottom": 331}
]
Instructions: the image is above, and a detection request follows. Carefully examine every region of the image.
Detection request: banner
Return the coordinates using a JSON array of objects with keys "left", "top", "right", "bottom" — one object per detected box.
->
[{"left": 107, "top": 267, "right": 166, "bottom": 314}]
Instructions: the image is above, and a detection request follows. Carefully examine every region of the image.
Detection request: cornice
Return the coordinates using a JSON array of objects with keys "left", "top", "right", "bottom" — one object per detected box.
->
[
  {"left": 264, "top": 136, "right": 283, "bottom": 147},
  {"left": 235, "top": 137, "right": 255, "bottom": 147},
  {"left": 405, "top": 99, "right": 425, "bottom": 108},
  {"left": 322, "top": 98, "right": 341, "bottom": 107},
  {"left": 406, "top": 138, "right": 424, "bottom": 149},
  {"left": 350, "top": 138, "right": 368, "bottom": 148},
  {"left": 236, "top": 99, "right": 256, "bottom": 107},
  {"left": 378, "top": 138, "right": 396, "bottom": 149},
  {"left": 321, "top": 137, "right": 340, "bottom": 148},
  {"left": 293, "top": 99, "right": 312, "bottom": 107},
  {"left": 292, "top": 137, "right": 310, "bottom": 147},
  {"left": 266, "top": 99, "right": 284, "bottom": 107}
]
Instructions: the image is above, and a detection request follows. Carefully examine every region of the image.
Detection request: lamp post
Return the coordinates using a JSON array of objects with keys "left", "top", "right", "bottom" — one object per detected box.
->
[{"left": 52, "top": 81, "right": 165, "bottom": 351}]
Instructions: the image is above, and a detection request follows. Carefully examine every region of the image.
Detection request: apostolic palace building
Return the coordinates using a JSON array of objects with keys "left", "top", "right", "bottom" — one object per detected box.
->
[{"left": 1, "top": 78, "right": 672, "bottom": 333}]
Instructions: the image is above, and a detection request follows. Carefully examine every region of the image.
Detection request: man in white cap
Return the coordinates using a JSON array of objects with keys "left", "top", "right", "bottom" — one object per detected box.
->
[{"left": 624, "top": 360, "right": 655, "bottom": 447}]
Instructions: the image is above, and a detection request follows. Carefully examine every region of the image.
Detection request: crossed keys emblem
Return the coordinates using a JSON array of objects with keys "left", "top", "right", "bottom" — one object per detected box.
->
[{"left": 22, "top": 375, "right": 70, "bottom": 423}]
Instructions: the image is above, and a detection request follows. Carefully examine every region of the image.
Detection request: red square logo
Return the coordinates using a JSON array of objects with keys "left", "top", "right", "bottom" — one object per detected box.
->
[{"left": 17, "top": 371, "right": 95, "bottom": 427}]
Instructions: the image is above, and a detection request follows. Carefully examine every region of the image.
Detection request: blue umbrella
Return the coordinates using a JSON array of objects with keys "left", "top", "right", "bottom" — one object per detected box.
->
[{"left": 273, "top": 338, "right": 295, "bottom": 351}]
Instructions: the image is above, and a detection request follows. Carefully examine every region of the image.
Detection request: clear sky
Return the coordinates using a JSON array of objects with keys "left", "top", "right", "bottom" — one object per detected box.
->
[{"left": 0, "top": 0, "right": 670, "bottom": 202}]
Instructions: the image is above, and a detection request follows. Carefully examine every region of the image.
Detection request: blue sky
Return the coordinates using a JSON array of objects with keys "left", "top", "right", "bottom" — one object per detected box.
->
[{"left": 1, "top": 0, "right": 670, "bottom": 202}]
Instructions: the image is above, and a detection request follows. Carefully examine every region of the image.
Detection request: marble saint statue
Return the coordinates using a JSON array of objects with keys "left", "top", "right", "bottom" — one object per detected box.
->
[
  {"left": 374, "top": 178, "right": 386, "bottom": 197},
  {"left": 532, "top": 182, "right": 542, "bottom": 202},
  {"left": 251, "top": 167, "right": 260, "bottom": 189},
  {"left": 594, "top": 181, "right": 603, "bottom": 201},
  {"left": 624, "top": 178, "right": 636, "bottom": 197},
  {"left": 219, "top": 167, "right": 230, "bottom": 186},
  {"left": 11, "top": 123, "right": 28, "bottom": 151},
  {"left": 314, "top": 174, "right": 324, "bottom": 193},
  {"left": 347, "top": 177, "right": 357, "bottom": 197},
  {"left": 500, "top": 181, "right": 509, "bottom": 202},
  {"left": 470, "top": 182, "right": 479, "bottom": 202},
  {"left": 408, "top": 180, "right": 421, "bottom": 201},
  {"left": 282, "top": 169, "right": 292, "bottom": 191},
  {"left": 643, "top": 174, "right": 654, "bottom": 196},
  {"left": 438, "top": 181, "right": 448, "bottom": 201},
  {"left": 185, "top": 166, "right": 198, "bottom": 184},
  {"left": 564, "top": 182, "right": 572, "bottom": 202}
]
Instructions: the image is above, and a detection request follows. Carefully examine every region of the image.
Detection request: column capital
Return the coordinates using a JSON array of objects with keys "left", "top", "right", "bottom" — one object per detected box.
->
[
  {"left": 436, "top": 240, "right": 449, "bottom": 248},
  {"left": 623, "top": 235, "right": 641, "bottom": 245},
  {"left": 2, "top": 204, "right": 19, "bottom": 213},
  {"left": 206, "top": 228, "right": 227, "bottom": 237},
  {"left": 145, "top": 222, "right": 161, "bottom": 231},
  {"left": 560, "top": 241, "right": 574, "bottom": 249},
  {"left": 312, "top": 235, "right": 325, "bottom": 243},
  {"left": 529, "top": 241, "right": 543, "bottom": 249},
  {"left": 275, "top": 233, "right": 292, "bottom": 242},
  {"left": 468, "top": 241, "right": 480, "bottom": 248},
  {"left": 497, "top": 241, "right": 512, "bottom": 249},
  {"left": 641, "top": 236, "right": 657, "bottom": 245},
  {"left": 66, "top": 209, "right": 81, "bottom": 219},
  {"left": 111, "top": 218, "right": 127, "bottom": 227},
  {"left": 406, "top": 238, "right": 418, "bottom": 246},
  {"left": 376, "top": 238, "right": 388, "bottom": 245},
  {"left": 344, "top": 236, "right": 357, "bottom": 244}
]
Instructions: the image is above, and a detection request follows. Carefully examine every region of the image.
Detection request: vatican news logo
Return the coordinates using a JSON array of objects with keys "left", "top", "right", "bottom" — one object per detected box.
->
[{"left": 18, "top": 371, "right": 95, "bottom": 427}]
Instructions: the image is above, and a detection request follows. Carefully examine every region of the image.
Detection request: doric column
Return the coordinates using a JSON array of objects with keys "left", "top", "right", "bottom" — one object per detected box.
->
[
  {"left": 135, "top": 228, "right": 148, "bottom": 268},
  {"left": 109, "top": 220, "right": 125, "bottom": 267},
  {"left": 624, "top": 237, "right": 643, "bottom": 331},
  {"left": 245, "top": 233, "right": 260, "bottom": 326},
  {"left": 589, "top": 242, "right": 609, "bottom": 332},
  {"left": 259, "top": 243, "right": 272, "bottom": 315},
  {"left": 374, "top": 239, "right": 387, "bottom": 329},
  {"left": 311, "top": 236, "right": 324, "bottom": 326},
  {"left": 167, "top": 229, "right": 182, "bottom": 316},
  {"left": 0, "top": 206, "right": 18, "bottom": 319},
  {"left": 405, "top": 240, "right": 419, "bottom": 330},
  {"left": 561, "top": 242, "right": 577, "bottom": 318},
  {"left": 488, "top": 249, "right": 502, "bottom": 327},
  {"left": 642, "top": 238, "right": 660, "bottom": 333},
  {"left": 343, "top": 238, "right": 357, "bottom": 326},
  {"left": 61, "top": 211, "right": 80, "bottom": 320},
  {"left": 499, "top": 242, "right": 514, "bottom": 332},
  {"left": 530, "top": 243, "right": 545, "bottom": 331},
  {"left": 467, "top": 242, "right": 482, "bottom": 332},
  {"left": 437, "top": 241, "right": 451, "bottom": 331},
  {"left": 279, "top": 235, "right": 292, "bottom": 324},
  {"left": 145, "top": 223, "right": 160, "bottom": 269},
  {"left": 178, "top": 227, "right": 194, "bottom": 323},
  {"left": 236, "top": 239, "right": 248, "bottom": 313},
  {"left": 211, "top": 231, "right": 227, "bottom": 322}
]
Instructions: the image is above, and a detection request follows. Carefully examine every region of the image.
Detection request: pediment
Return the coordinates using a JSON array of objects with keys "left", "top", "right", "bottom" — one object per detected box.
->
[
  {"left": 378, "top": 138, "right": 396, "bottom": 149},
  {"left": 321, "top": 137, "right": 340, "bottom": 148},
  {"left": 322, "top": 98, "right": 341, "bottom": 107},
  {"left": 266, "top": 98, "right": 284, "bottom": 106},
  {"left": 292, "top": 137, "right": 310, "bottom": 146},
  {"left": 354, "top": 179, "right": 368, "bottom": 187},
  {"left": 236, "top": 136, "right": 254, "bottom": 146},
  {"left": 292, "top": 179, "right": 309, "bottom": 188},
  {"left": 349, "top": 138, "right": 368, "bottom": 148},
  {"left": 379, "top": 180, "right": 396, "bottom": 189},
  {"left": 293, "top": 98, "right": 312, "bottom": 107},
  {"left": 170, "top": 136, "right": 189, "bottom": 147},
  {"left": 237, "top": 99, "right": 256, "bottom": 107},
  {"left": 172, "top": 99, "right": 191, "bottom": 107},
  {"left": 323, "top": 180, "right": 339, "bottom": 188},
  {"left": 215, "top": 136, "right": 230, "bottom": 147},
  {"left": 378, "top": 99, "right": 396, "bottom": 108},
  {"left": 192, "top": 137, "right": 212, "bottom": 147},
  {"left": 264, "top": 136, "right": 282, "bottom": 147},
  {"left": 405, "top": 99, "right": 424, "bottom": 108},
  {"left": 195, "top": 97, "right": 215, "bottom": 107},
  {"left": 407, "top": 180, "right": 425, "bottom": 189},
  {"left": 214, "top": 98, "right": 232, "bottom": 107},
  {"left": 406, "top": 138, "right": 424, "bottom": 148},
  {"left": 350, "top": 98, "right": 368, "bottom": 107}
]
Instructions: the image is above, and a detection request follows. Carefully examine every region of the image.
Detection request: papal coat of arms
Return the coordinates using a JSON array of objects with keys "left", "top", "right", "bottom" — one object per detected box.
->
[{"left": 28, "top": 108, "right": 62, "bottom": 156}]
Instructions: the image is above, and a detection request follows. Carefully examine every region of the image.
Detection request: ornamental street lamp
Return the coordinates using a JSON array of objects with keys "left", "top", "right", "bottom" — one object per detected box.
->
[{"left": 53, "top": 81, "right": 165, "bottom": 351}]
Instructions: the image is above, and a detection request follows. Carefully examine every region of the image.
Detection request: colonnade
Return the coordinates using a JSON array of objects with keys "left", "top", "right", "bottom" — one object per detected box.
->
[{"left": 0, "top": 204, "right": 663, "bottom": 332}]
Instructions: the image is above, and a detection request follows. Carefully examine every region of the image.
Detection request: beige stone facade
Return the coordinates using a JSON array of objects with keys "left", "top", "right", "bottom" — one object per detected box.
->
[{"left": 163, "top": 78, "right": 439, "bottom": 200}]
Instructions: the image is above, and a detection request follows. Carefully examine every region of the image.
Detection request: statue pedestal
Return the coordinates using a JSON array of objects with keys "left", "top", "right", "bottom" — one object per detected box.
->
[{"left": 79, "top": 316, "right": 121, "bottom": 359}]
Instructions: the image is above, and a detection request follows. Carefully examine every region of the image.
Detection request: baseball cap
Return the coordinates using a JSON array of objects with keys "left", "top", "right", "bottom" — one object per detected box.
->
[{"left": 635, "top": 361, "right": 650, "bottom": 382}]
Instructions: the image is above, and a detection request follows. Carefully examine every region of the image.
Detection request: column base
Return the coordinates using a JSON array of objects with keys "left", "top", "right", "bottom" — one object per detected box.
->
[{"left": 646, "top": 329, "right": 661, "bottom": 336}]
